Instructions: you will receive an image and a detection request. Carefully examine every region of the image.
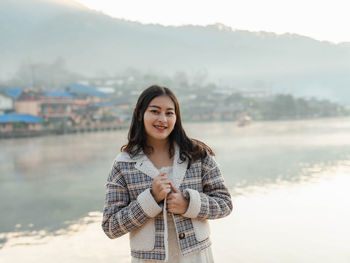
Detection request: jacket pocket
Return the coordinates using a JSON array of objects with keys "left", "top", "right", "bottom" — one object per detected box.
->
[
  {"left": 192, "top": 219, "right": 210, "bottom": 241},
  {"left": 129, "top": 218, "right": 155, "bottom": 251}
]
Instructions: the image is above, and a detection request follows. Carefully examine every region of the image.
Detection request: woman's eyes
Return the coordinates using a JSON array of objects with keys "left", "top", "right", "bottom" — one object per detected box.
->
[{"left": 149, "top": 110, "right": 174, "bottom": 116}]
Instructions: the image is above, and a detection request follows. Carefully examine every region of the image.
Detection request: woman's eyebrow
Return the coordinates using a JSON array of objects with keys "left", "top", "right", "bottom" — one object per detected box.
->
[{"left": 149, "top": 105, "right": 175, "bottom": 111}]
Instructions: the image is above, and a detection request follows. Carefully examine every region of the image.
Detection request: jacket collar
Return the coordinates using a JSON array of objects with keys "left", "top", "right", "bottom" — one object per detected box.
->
[{"left": 115, "top": 144, "right": 188, "bottom": 188}]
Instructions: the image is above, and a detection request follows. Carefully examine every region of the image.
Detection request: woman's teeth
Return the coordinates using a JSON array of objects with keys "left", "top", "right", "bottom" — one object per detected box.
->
[{"left": 154, "top": 125, "right": 166, "bottom": 129}]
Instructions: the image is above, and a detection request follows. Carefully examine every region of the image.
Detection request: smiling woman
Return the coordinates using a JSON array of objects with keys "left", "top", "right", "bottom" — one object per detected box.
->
[
  {"left": 101, "top": 85, "right": 233, "bottom": 262},
  {"left": 143, "top": 95, "right": 177, "bottom": 147}
]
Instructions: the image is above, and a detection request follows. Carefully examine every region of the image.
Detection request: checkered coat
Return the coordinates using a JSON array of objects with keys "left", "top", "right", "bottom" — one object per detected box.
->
[{"left": 102, "top": 144, "right": 232, "bottom": 261}]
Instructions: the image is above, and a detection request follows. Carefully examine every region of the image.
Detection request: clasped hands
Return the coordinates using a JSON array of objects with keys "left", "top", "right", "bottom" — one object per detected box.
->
[{"left": 151, "top": 172, "right": 189, "bottom": 214}]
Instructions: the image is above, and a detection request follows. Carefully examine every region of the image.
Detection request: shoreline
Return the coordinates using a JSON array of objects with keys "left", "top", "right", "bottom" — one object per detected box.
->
[
  {"left": 0, "top": 123, "right": 129, "bottom": 139},
  {"left": 2, "top": 115, "right": 350, "bottom": 140}
]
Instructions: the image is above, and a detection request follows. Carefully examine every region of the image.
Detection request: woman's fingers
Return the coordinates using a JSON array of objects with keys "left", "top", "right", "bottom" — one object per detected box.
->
[
  {"left": 159, "top": 172, "right": 166, "bottom": 177},
  {"left": 156, "top": 174, "right": 169, "bottom": 182},
  {"left": 163, "top": 185, "right": 171, "bottom": 192},
  {"left": 152, "top": 175, "right": 171, "bottom": 202},
  {"left": 154, "top": 179, "right": 170, "bottom": 188},
  {"left": 169, "top": 182, "right": 179, "bottom": 193},
  {"left": 155, "top": 172, "right": 168, "bottom": 184},
  {"left": 166, "top": 198, "right": 173, "bottom": 205},
  {"left": 167, "top": 194, "right": 179, "bottom": 206},
  {"left": 159, "top": 178, "right": 170, "bottom": 184},
  {"left": 161, "top": 185, "right": 171, "bottom": 195},
  {"left": 167, "top": 200, "right": 175, "bottom": 208}
]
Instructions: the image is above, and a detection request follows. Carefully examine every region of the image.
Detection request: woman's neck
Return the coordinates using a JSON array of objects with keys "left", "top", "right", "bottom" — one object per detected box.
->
[
  {"left": 147, "top": 138, "right": 170, "bottom": 154},
  {"left": 146, "top": 138, "right": 174, "bottom": 169}
]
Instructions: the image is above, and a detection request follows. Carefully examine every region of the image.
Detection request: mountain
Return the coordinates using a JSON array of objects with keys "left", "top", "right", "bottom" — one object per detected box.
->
[{"left": 1, "top": 0, "right": 350, "bottom": 104}]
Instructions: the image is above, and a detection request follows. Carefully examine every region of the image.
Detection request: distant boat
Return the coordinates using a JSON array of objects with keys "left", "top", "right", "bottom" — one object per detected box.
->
[{"left": 237, "top": 113, "right": 252, "bottom": 127}]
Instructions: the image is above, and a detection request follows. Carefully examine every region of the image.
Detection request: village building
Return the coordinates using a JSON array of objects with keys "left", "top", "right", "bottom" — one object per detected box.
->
[
  {"left": 0, "top": 93, "right": 14, "bottom": 114},
  {"left": 56, "top": 83, "right": 123, "bottom": 126},
  {"left": 1, "top": 83, "right": 130, "bottom": 137},
  {"left": 14, "top": 90, "right": 74, "bottom": 121},
  {"left": 0, "top": 114, "right": 43, "bottom": 135},
  {"left": 5, "top": 88, "right": 23, "bottom": 100},
  {"left": 40, "top": 91, "right": 74, "bottom": 120},
  {"left": 58, "top": 83, "right": 108, "bottom": 103}
]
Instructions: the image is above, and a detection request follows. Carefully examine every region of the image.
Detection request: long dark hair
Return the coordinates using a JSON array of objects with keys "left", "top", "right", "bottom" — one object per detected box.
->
[{"left": 121, "top": 85, "right": 214, "bottom": 166}]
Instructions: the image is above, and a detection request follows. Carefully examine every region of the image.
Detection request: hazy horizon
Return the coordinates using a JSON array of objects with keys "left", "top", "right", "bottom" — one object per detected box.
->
[{"left": 1, "top": 0, "right": 350, "bottom": 105}]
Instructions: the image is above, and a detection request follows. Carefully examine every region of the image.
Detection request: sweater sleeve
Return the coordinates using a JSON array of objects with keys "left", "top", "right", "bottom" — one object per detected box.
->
[
  {"left": 182, "top": 154, "right": 233, "bottom": 219},
  {"left": 101, "top": 161, "right": 162, "bottom": 239}
]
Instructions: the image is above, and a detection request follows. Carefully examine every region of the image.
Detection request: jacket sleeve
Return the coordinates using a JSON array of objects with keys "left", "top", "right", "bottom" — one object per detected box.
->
[
  {"left": 102, "top": 161, "right": 162, "bottom": 239},
  {"left": 182, "top": 154, "right": 233, "bottom": 219}
]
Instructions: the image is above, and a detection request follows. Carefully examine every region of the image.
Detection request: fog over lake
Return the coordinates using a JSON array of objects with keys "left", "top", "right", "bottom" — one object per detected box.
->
[{"left": 1, "top": 118, "right": 350, "bottom": 262}]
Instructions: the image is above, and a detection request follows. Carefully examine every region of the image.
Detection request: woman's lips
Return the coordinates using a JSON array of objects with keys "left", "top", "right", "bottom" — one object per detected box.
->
[{"left": 154, "top": 125, "right": 167, "bottom": 131}]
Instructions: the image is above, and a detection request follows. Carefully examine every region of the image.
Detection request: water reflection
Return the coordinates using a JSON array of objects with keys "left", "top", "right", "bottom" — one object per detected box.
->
[
  {"left": 184, "top": 119, "right": 350, "bottom": 191},
  {"left": 1, "top": 118, "right": 350, "bottom": 245},
  {"left": 1, "top": 162, "right": 349, "bottom": 263},
  {"left": 0, "top": 132, "right": 127, "bottom": 233},
  {"left": 210, "top": 165, "right": 350, "bottom": 263},
  {"left": 0, "top": 211, "right": 131, "bottom": 262}
]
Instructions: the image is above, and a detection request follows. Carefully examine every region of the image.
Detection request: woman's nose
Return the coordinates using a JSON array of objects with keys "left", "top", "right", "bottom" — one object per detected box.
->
[{"left": 158, "top": 112, "right": 167, "bottom": 122}]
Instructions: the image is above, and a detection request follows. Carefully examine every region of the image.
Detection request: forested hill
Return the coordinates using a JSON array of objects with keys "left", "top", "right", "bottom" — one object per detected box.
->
[{"left": 1, "top": 0, "right": 350, "bottom": 104}]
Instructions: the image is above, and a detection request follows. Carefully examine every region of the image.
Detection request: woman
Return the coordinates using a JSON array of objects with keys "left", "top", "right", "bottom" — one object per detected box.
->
[{"left": 102, "top": 85, "right": 232, "bottom": 262}]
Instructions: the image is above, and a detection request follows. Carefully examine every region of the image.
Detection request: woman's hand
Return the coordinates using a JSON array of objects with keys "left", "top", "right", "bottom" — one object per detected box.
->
[
  {"left": 151, "top": 172, "right": 171, "bottom": 203},
  {"left": 166, "top": 182, "right": 189, "bottom": 214}
]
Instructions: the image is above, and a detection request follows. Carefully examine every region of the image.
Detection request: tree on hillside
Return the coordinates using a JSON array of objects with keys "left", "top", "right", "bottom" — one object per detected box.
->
[{"left": 7, "top": 57, "right": 82, "bottom": 89}]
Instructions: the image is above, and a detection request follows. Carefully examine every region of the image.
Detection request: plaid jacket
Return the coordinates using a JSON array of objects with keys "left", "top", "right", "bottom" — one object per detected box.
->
[{"left": 102, "top": 144, "right": 232, "bottom": 261}]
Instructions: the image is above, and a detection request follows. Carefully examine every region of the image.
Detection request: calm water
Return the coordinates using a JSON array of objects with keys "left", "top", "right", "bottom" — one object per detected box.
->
[{"left": 1, "top": 118, "right": 350, "bottom": 262}]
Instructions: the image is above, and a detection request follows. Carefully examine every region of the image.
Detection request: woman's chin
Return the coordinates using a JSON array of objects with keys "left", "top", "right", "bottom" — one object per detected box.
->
[{"left": 148, "top": 134, "right": 169, "bottom": 142}]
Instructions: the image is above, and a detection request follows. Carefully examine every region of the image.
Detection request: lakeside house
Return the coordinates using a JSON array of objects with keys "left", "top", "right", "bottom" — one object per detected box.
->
[
  {"left": 0, "top": 114, "right": 43, "bottom": 133},
  {"left": 13, "top": 90, "right": 74, "bottom": 121}
]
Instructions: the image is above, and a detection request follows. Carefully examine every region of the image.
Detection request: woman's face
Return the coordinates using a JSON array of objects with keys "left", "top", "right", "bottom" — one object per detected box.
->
[{"left": 143, "top": 95, "right": 176, "bottom": 144}]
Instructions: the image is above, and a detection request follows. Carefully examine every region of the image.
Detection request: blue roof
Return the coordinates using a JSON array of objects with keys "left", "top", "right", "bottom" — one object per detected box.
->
[
  {"left": 97, "top": 102, "right": 115, "bottom": 107},
  {"left": 119, "top": 114, "right": 132, "bottom": 120},
  {"left": 43, "top": 91, "right": 74, "bottom": 98},
  {"left": 111, "top": 108, "right": 124, "bottom": 114},
  {"left": 5, "top": 88, "right": 23, "bottom": 99},
  {"left": 59, "top": 83, "right": 107, "bottom": 97},
  {"left": 0, "top": 114, "right": 43, "bottom": 123}
]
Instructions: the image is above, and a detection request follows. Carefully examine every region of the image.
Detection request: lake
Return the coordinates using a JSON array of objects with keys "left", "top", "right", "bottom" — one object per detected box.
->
[{"left": 1, "top": 118, "right": 350, "bottom": 262}]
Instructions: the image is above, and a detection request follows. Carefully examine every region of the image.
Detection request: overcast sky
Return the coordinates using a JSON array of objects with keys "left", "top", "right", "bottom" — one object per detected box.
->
[{"left": 73, "top": 0, "right": 349, "bottom": 44}]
